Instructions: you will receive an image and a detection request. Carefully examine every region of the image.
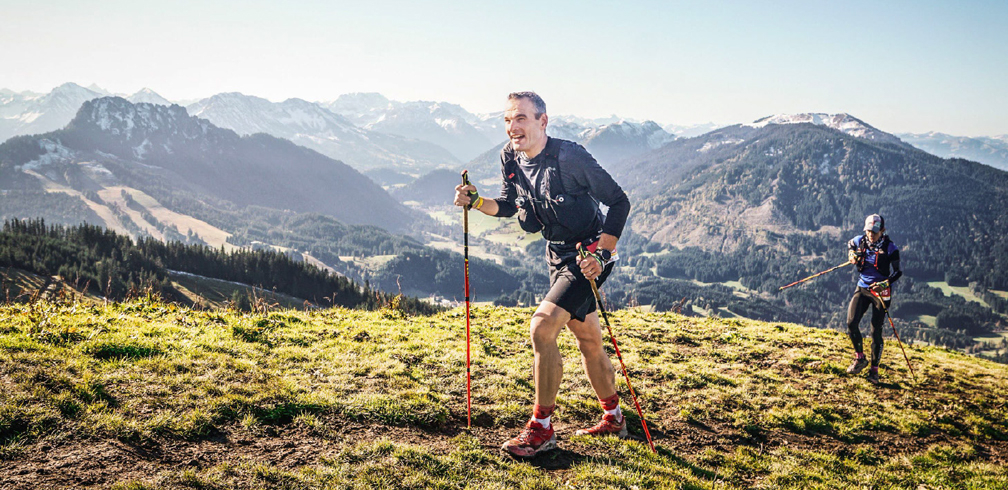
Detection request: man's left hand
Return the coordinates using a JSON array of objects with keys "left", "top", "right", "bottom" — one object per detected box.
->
[{"left": 871, "top": 279, "right": 890, "bottom": 292}]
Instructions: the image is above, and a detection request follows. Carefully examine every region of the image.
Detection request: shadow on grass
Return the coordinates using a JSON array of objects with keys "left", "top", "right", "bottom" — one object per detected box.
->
[{"left": 503, "top": 445, "right": 587, "bottom": 470}]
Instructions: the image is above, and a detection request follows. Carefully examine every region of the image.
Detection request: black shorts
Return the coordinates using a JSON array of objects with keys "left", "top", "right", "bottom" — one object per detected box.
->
[{"left": 543, "top": 243, "right": 614, "bottom": 322}]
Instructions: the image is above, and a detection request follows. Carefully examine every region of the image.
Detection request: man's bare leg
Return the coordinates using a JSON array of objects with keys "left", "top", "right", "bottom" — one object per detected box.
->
[
  {"left": 566, "top": 311, "right": 617, "bottom": 400},
  {"left": 530, "top": 301, "right": 572, "bottom": 407},
  {"left": 501, "top": 301, "right": 569, "bottom": 457}
]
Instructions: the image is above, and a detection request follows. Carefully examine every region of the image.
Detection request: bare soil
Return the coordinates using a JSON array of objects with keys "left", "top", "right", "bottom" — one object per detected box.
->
[{"left": 4, "top": 412, "right": 1006, "bottom": 490}]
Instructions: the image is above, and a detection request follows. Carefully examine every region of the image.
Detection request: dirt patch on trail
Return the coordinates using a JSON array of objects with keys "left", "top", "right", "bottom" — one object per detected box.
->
[{"left": 3, "top": 416, "right": 1007, "bottom": 489}]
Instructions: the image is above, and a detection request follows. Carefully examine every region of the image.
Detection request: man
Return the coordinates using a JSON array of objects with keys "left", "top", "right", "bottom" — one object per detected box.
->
[
  {"left": 845, "top": 214, "right": 902, "bottom": 384},
  {"left": 453, "top": 91, "right": 631, "bottom": 457}
]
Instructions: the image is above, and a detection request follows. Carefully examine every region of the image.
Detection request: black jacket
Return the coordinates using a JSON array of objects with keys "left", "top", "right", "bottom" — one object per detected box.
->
[{"left": 492, "top": 137, "right": 630, "bottom": 244}]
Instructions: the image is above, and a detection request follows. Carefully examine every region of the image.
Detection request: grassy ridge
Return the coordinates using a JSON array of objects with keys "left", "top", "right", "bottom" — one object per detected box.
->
[{"left": 1, "top": 299, "right": 1007, "bottom": 488}]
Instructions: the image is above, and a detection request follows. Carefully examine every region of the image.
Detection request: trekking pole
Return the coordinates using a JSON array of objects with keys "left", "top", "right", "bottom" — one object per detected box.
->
[
  {"left": 577, "top": 243, "right": 656, "bottom": 453},
  {"left": 461, "top": 170, "right": 473, "bottom": 428},
  {"left": 869, "top": 288, "right": 918, "bottom": 385},
  {"left": 779, "top": 262, "right": 852, "bottom": 291}
]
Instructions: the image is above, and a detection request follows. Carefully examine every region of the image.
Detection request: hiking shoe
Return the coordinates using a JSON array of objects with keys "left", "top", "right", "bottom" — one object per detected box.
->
[
  {"left": 501, "top": 420, "right": 556, "bottom": 458},
  {"left": 866, "top": 370, "right": 880, "bottom": 385},
  {"left": 575, "top": 413, "right": 628, "bottom": 438},
  {"left": 846, "top": 357, "right": 869, "bottom": 375}
]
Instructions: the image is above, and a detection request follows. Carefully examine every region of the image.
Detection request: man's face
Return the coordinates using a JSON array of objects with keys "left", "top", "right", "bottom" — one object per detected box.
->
[
  {"left": 504, "top": 97, "right": 547, "bottom": 153},
  {"left": 865, "top": 229, "right": 882, "bottom": 242}
]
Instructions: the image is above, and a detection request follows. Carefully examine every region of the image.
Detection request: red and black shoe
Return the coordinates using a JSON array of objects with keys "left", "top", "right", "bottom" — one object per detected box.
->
[
  {"left": 501, "top": 420, "right": 557, "bottom": 458},
  {"left": 575, "top": 413, "right": 628, "bottom": 438}
]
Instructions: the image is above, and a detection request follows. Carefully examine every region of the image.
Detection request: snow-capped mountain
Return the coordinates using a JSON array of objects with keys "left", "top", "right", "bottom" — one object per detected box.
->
[
  {"left": 328, "top": 93, "right": 690, "bottom": 164},
  {"left": 127, "top": 88, "right": 173, "bottom": 106},
  {"left": 545, "top": 119, "right": 675, "bottom": 165},
  {"left": 898, "top": 132, "right": 1008, "bottom": 171},
  {"left": 365, "top": 101, "right": 495, "bottom": 161},
  {"left": 0, "top": 83, "right": 106, "bottom": 143},
  {"left": 323, "top": 92, "right": 393, "bottom": 126},
  {"left": 664, "top": 122, "right": 725, "bottom": 138},
  {"left": 745, "top": 113, "right": 903, "bottom": 145},
  {"left": 581, "top": 120, "right": 675, "bottom": 151},
  {"left": 188, "top": 93, "right": 459, "bottom": 173},
  {"left": 326, "top": 93, "right": 501, "bottom": 161},
  {"left": 462, "top": 119, "right": 676, "bottom": 185}
]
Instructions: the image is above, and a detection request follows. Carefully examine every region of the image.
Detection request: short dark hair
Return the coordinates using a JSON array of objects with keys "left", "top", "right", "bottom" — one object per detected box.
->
[{"left": 508, "top": 91, "right": 546, "bottom": 119}]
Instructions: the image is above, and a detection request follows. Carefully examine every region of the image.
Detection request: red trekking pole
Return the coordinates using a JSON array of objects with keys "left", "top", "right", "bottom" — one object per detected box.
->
[
  {"left": 577, "top": 243, "right": 656, "bottom": 453},
  {"left": 461, "top": 170, "right": 473, "bottom": 428},
  {"left": 869, "top": 288, "right": 918, "bottom": 384},
  {"left": 779, "top": 262, "right": 852, "bottom": 291}
]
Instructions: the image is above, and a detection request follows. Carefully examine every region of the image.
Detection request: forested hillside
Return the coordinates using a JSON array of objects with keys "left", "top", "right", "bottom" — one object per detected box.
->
[
  {"left": 0, "top": 219, "right": 437, "bottom": 314},
  {"left": 591, "top": 122, "right": 1008, "bottom": 359}
]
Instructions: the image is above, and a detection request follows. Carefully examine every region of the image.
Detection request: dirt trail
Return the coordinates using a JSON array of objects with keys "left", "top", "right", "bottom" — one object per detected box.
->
[{"left": 4, "top": 415, "right": 1005, "bottom": 489}]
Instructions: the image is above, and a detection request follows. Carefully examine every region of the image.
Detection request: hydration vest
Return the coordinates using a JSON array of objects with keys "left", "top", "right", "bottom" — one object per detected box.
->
[{"left": 502, "top": 138, "right": 604, "bottom": 244}]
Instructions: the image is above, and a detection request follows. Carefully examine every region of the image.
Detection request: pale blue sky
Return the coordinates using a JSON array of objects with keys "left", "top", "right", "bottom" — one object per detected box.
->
[{"left": 2, "top": 0, "right": 1005, "bottom": 135}]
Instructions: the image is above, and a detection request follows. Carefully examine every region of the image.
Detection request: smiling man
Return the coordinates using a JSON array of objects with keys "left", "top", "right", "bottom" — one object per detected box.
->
[{"left": 454, "top": 91, "right": 631, "bottom": 457}]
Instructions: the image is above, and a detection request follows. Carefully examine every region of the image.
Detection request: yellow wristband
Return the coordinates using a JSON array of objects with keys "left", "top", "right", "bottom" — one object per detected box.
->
[{"left": 473, "top": 196, "right": 484, "bottom": 210}]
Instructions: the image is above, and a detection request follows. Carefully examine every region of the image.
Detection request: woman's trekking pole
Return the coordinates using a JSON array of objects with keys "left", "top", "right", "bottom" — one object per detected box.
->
[
  {"left": 461, "top": 170, "right": 473, "bottom": 428},
  {"left": 779, "top": 262, "right": 852, "bottom": 291},
  {"left": 868, "top": 288, "right": 918, "bottom": 384},
  {"left": 577, "top": 243, "right": 656, "bottom": 453}
]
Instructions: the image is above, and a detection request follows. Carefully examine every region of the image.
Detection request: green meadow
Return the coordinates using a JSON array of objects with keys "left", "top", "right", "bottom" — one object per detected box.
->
[{"left": 1, "top": 298, "right": 1007, "bottom": 488}]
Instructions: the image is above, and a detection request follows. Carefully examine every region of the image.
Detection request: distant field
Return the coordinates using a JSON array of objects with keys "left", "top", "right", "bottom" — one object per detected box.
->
[
  {"left": 427, "top": 206, "right": 500, "bottom": 236},
  {"left": 973, "top": 332, "right": 1008, "bottom": 344},
  {"left": 691, "top": 278, "right": 755, "bottom": 298},
  {"left": 482, "top": 220, "right": 541, "bottom": 252},
  {"left": 974, "top": 332, "right": 1008, "bottom": 357},
  {"left": 113, "top": 186, "right": 235, "bottom": 251},
  {"left": 338, "top": 254, "right": 397, "bottom": 271},
  {"left": 992, "top": 290, "right": 1008, "bottom": 300},
  {"left": 169, "top": 271, "right": 308, "bottom": 309},
  {"left": 425, "top": 239, "right": 508, "bottom": 266},
  {"left": 926, "top": 281, "right": 990, "bottom": 307}
]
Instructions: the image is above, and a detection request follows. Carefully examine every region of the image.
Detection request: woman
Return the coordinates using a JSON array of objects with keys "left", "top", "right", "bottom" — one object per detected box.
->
[{"left": 845, "top": 214, "right": 902, "bottom": 384}]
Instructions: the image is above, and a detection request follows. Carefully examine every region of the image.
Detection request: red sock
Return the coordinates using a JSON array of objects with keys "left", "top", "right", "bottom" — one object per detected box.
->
[
  {"left": 599, "top": 393, "right": 620, "bottom": 411},
  {"left": 533, "top": 404, "right": 555, "bottom": 419}
]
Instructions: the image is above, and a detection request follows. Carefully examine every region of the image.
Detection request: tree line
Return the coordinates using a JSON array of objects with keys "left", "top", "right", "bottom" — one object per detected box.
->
[{"left": 0, "top": 218, "right": 438, "bottom": 314}]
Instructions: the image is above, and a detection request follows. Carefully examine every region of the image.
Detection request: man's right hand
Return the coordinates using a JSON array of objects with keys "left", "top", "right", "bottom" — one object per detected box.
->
[
  {"left": 454, "top": 184, "right": 479, "bottom": 208},
  {"left": 848, "top": 249, "right": 862, "bottom": 264}
]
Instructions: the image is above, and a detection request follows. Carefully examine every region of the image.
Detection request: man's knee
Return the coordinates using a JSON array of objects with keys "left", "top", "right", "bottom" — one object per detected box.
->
[
  {"left": 567, "top": 316, "right": 603, "bottom": 354},
  {"left": 574, "top": 331, "right": 602, "bottom": 355},
  {"left": 530, "top": 313, "right": 563, "bottom": 350}
]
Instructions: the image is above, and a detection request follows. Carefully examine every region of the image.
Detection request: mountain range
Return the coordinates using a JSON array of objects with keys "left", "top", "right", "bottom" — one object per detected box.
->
[
  {"left": 897, "top": 132, "right": 1008, "bottom": 171},
  {"left": 325, "top": 93, "right": 502, "bottom": 161},
  {"left": 0, "top": 97, "right": 416, "bottom": 232},
  {"left": 0, "top": 83, "right": 107, "bottom": 143},
  {"left": 186, "top": 92, "right": 460, "bottom": 174},
  {"left": 601, "top": 113, "right": 1008, "bottom": 345},
  {"left": 1, "top": 90, "right": 1006, "bottom": 356}
]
